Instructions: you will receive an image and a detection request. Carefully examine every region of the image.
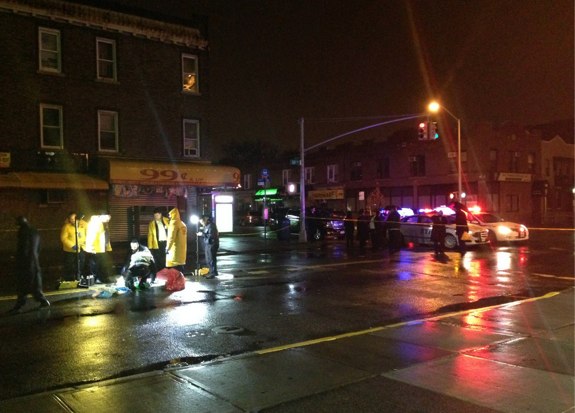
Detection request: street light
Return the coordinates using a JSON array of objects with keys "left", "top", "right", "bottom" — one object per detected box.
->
[
  {"left": 298, "top": 114, "right": 424, "bottom": 242},
  {"left": 428, "top": 101, "right": 464, "bottom": 200}
]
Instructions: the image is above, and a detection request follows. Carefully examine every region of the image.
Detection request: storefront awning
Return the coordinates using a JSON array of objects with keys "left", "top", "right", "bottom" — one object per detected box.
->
[
  {"left": 255, "top": 188, "right": 279, "bottom": 197},
  {"left": 0, "top": 172, "right": 109, "bottom": 190},
  {"left": 108, "top": 160, "right": 240, "bottom": 187}
]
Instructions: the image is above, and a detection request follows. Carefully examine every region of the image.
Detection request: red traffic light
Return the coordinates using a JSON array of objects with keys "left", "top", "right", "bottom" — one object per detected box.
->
[{"left": 418, "top": 122, "right": 427, "bottom": 140}]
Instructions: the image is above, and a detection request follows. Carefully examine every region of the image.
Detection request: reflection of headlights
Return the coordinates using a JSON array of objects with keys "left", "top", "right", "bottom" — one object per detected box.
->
[{"left": 497, "top": 225, "right": 512, "bottom": 235}]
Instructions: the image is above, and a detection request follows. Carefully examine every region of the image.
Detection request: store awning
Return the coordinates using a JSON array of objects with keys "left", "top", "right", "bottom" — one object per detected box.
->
[
  {"left": 254, "top": 187, "right": 283, "bottom": 202},
  {"left": 255, "top": 188, "right": 279, "bottom": 197},
  {"left": 108, "top": 160, "right": 240, "bottom": 187},
  {"left": 0, "top": 172, "right": 109, "bottom": 190}
]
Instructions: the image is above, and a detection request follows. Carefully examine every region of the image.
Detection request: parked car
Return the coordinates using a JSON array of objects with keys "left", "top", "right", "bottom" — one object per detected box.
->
[
  {"left": 275, "top": 208, "right": 345, "bottom": 240},
  {"left": 400, "top": 214, "right": 489, "bottom": 249},
  {"left": 237, "top": 211, "right": 262, "bottom": 226},
  {"left": 467, "top": 212, "right": 529, "bottom": 243}
]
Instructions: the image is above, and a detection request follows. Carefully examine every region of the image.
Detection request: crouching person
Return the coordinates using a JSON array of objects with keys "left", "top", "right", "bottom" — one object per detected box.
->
[{"left": 122, "top": 239, "right": 155, "bottom": 290}]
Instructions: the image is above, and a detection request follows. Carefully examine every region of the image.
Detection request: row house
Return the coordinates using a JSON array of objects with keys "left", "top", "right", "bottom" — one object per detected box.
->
[
  {"left": 0, "top": 0, "right": 239, "bottom": 252},
  {"left": 241, "top": 120, "right": 573, "bottom": 227}
]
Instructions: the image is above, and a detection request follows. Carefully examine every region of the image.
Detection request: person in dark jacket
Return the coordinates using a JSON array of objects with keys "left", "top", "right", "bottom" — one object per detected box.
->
[
  {"left": 357, "top": 209, "right": 370, "bottom": 252},
  {"left": 9, "top": 216, "right": 50, "bottom": 313},
  {"left": 198, "top": 216, "right": 219, "bottom": 278},
  {"left": 386, "top": 206, "right": 402, "bottom": 255},
  {"left": 430, "top": 211, "right": 448, "bottom": 259},
  {"left": 344, "top": 211, "right": 355, "bottom": 249},
  {"left": 454, "top": 204, "right": 469, "bottom": 255}
]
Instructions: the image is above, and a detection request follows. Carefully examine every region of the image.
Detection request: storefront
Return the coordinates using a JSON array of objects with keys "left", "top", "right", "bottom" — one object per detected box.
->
[
  {"left": 0, "top": 171, "right": 109, "bottom": 252},
  {"left": 105, "top": 159, "right": 240, "bottom": 242}
]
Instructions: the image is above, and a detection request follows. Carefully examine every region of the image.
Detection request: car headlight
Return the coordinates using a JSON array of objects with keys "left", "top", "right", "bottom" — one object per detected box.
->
[{"left": 497, "top": 225, "right": 512, "bottom": 235}]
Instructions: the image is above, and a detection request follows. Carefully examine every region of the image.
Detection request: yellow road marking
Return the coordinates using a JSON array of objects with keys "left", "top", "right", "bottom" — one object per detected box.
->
[{"left": 255, "top": 291, "right": 562, "bottom": 355}]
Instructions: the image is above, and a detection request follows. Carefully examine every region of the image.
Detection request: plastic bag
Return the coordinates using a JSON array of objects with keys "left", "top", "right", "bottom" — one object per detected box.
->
[{"left": 156, "top": 268, "right": 186, "bottom": 292}]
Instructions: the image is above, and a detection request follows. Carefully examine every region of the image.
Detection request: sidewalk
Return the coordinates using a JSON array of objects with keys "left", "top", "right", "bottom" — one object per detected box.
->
[{"left": 1, "top": 286, "right": 573, "bottom": 412}]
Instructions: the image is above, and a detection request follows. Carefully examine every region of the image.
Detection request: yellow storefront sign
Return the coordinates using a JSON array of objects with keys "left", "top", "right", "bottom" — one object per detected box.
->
[
  {"left": 109, "top": 160, "right": 240, "bottom": 187},
  {"left": 308, "top": 187, "right": 344, "bottom": 200}
]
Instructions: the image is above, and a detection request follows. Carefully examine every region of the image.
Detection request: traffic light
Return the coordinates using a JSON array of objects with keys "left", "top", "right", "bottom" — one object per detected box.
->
[
  {"left": 430, "top": 122, "right": 439, "bottom": 139},
  {"left": 418, "top": 122, "right": 427, "bottom": 140}
]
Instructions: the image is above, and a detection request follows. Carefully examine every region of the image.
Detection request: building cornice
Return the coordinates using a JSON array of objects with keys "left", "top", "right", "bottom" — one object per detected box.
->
[{"left": 0, "top": 0, "right": 208, "bottom": 49}]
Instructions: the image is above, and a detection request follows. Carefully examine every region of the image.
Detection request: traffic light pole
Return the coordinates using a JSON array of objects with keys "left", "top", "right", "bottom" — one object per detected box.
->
[{"left": 298, "top": 114, "right": 424, "bottom": 242}]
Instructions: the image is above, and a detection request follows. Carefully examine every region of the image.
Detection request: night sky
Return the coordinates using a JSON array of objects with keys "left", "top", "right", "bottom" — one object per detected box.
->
[{"left": 70, "top": 0, "right": 574, "bottom": 153}]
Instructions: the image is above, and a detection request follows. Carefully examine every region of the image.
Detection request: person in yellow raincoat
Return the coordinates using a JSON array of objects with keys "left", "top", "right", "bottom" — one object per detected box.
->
[
  {"left": 85, "top": 213, "right": 113, "bottom": 283},
  {"left": 166, "top": 208, "right": 187, "bottom": 272},
  {"left": 60, "top": 212, "right": 87, "bottom": 281}
]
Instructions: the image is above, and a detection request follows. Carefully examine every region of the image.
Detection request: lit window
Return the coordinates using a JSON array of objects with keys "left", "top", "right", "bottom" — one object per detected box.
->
[
  {"left": 40, "top": 104, "right": 63, "bottom": 149},
  {"left": 182, "top": 54, "right": 199, "bottom": 93},
  {"left": 327, "top": 164, "right": 339, "bottom": 182},
  {"left": 282, "top": 169, "right": 290, "bottom": 185},
  {"left": 243, "top": 174, "right": 252, "bottom": 189},
  {"left": 96, "top": 38, "right": 117, "bottom": 81},
  {"left": 98, "top": 110, "right": 118, "bottom": 152},
  {"left": 305, "top": 167, "right": 314, "bottom": 184},
  {"left": 527, "top": 152, "right": 535, "bottom": 173},
  {"left": 183, "top": 119, "right": 200, "bottom": 158},
  {"left": 39, "top": 28, "right": 61, "bottom": 73}
]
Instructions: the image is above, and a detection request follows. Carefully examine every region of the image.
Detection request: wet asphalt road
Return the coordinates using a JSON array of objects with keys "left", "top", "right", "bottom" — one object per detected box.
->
[{"left": 0, "top": 230, "right": 572, "bottom": 401}]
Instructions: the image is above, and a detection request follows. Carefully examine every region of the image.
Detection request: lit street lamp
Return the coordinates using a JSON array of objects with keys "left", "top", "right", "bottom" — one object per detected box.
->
[{"left": 428, "top": 101, "right": 464, "bottom": 200}]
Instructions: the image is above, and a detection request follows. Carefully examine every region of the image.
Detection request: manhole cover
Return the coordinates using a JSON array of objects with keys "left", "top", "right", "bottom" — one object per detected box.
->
[{"left": 212, "top": 325, "right": 244, "bottom": 334}]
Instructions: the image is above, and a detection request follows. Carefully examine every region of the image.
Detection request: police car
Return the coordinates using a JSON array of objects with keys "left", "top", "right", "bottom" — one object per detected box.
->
[{"left": 467, "top": 211, "right": 529, "bottom": 243}]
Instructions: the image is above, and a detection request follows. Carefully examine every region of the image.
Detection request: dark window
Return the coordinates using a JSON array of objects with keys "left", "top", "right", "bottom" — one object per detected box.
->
[
  {"left": 409, "top": 155, "right": 425, "bottom": 177},
  {"left": 350, "top": 161, "right": 362, "bottom": 181},
  {"left": 377, "top": 157, "right": 390, "bottom": 178}
]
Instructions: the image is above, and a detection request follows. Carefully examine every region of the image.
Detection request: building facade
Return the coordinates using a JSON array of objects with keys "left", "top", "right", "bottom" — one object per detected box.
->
[
  {"left": 0, "top": 0, "right": 239, "bottom": 252},
  {"left": 241, "top": 120, "right": 573, "bottom": 227}
]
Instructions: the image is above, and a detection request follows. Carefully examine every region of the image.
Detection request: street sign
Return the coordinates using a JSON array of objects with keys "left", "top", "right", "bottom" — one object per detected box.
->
[
  {"left": 257, "top": 179, "right": 265, "bottom": 186},
  {"left": 261, "top": 168, "right": 269, "bottom": 177}
]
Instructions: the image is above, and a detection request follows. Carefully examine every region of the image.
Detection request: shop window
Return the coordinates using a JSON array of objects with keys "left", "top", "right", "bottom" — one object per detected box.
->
[
  {"left": 182, "top": 54, "right": 199, "bottom": 93},
  {"left": 183, "top": 119, "right": 200, "bottom": 158},
  {"left": 40, "top": 104, "right": 63, "bottom": 149},
  {"left": 96, "top": 38, "right": 117, "bottom": 81},
  {"left": 39, "top": 27, "right": 61, "bottom": 73},
  {"left": 98, "top": 110, "right": 119, "bottom": 152}
]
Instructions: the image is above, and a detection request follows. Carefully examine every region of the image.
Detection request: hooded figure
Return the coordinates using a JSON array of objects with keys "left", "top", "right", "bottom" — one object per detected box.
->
[
  {"left": 10, "top": 216, "right": 50, "bottom": 313},
  {"left": 166, "top": 208, "right": 187, "bottom": 270},
  {"left": 60, "top": 212, "right": 87, "bottom": 281}
]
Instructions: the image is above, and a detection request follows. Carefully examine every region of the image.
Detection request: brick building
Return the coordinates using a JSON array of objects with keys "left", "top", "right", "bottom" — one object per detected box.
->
[
  {"left": 240, "top": 120, "right": 573, "bottom": 227},
  {"left": 0, "top": 0, "right": 239, "bottom": 252}
]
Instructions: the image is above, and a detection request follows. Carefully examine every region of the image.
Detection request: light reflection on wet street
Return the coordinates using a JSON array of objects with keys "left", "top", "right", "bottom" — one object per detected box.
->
[{"left": 0, "top": 231, "right": 572, "bottom": 400}]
